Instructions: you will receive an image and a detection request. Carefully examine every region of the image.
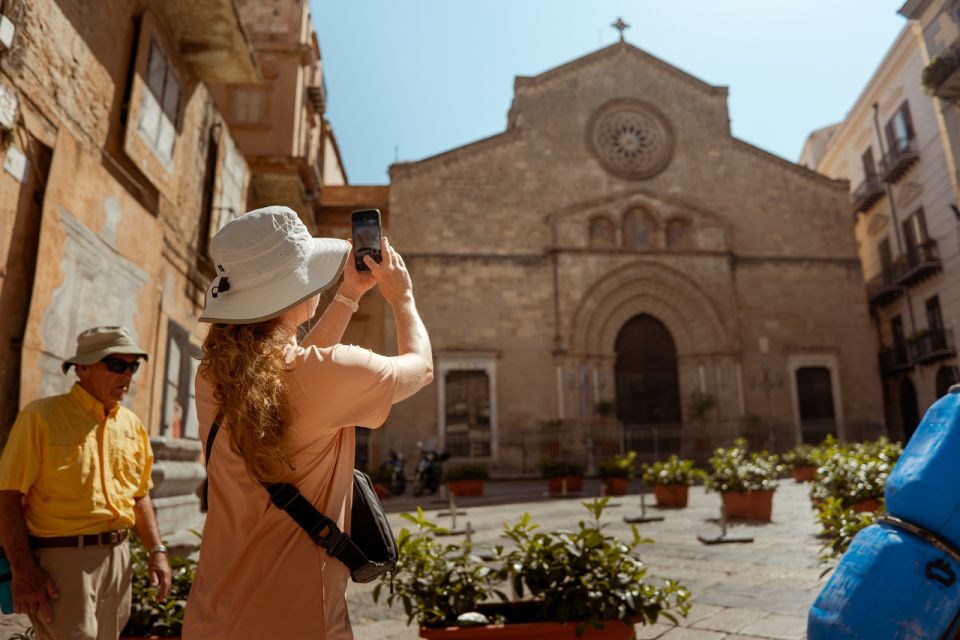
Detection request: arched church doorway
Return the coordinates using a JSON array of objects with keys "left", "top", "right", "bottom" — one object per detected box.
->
[
  {"left": 900, "top": 377, "right": 920, "bottom": 443},
  {"left": 614, "top": 314, "right": 682, "bottom": 456}
]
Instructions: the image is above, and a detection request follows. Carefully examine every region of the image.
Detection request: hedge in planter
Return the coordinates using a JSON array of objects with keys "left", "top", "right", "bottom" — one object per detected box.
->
[
  {"left": 375, "top": 499, "right": 691, "bottom": 638},
  {"left": 640, "top": 456, "right": 705, "bottom": 508},
  {"left": 782, "top": 444, "right": 819, "bottom": 482},
  {"left": 444, "top": 463, "right": 489, "bottom": 496},
  {"left": 807, "top": 437, "right": 901, "bottom": 511},
  {"left": 121, "top": 535, "right": 196, "bottom": 639},
  {"left": 597, "top": 451, "right": 636, "bottom": 496},
  {"left": 538, "top": 459, "right": 585, "bottom": 494},
  {"left": 705, "top": 438, "right": 785, "bottom": 521}
]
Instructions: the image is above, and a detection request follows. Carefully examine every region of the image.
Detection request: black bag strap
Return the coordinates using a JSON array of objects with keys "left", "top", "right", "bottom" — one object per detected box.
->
[{"left": 204, "top": 412, "right": 373, "bottom": 575}]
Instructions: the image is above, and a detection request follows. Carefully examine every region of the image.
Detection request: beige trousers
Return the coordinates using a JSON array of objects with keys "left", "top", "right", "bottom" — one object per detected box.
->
[{"left": 28, "top": 541, "right": 131, "bottom": 640}]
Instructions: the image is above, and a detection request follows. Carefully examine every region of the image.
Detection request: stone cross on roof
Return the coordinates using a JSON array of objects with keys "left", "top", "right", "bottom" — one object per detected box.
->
[{"left": 611, "top": 17, "right": 630, "bottom": 42}]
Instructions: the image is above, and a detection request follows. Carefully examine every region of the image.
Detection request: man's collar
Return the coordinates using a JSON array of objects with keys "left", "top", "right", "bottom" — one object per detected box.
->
[{"left": 70, "top": 383, "right": 120, "bottom": 420}]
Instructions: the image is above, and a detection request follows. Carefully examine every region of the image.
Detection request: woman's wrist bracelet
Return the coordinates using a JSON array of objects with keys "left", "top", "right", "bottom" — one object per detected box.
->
[{"left": 334, "top": 293, "right": 359, "bottom": 313}]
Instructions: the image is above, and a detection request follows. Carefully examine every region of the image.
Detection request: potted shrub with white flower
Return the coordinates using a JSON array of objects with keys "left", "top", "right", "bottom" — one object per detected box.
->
[
  {"left": 705, "top": 438, "right": 786, "bottom": 521},
  {"left": 641, "top": 455, "right": 706, "bottom": 508}
]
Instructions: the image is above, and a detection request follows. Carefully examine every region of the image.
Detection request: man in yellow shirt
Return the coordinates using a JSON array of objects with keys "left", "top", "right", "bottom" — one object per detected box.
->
[{"left": 0, "top": 326, "right": 172, "bottom": 639}]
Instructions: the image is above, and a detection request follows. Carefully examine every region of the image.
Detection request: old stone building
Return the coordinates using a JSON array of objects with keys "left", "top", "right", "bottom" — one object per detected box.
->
[
  {"left": 378, "top": 39, "right": 885, "bottom": 473},
  {"left": 0, "top": 0, "right": 345, "bottom": 547}
]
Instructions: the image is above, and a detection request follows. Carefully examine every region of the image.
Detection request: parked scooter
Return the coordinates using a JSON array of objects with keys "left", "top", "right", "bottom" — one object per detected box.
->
[
  {"left": 412, "top": 440, "right": 450, "bottom": 497},
  {"left": 378, "top": 449, "right": 406, "bottom": 496}
]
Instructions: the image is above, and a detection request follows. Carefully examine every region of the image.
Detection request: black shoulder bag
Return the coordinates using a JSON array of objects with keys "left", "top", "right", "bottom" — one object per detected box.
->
[{"left": 202, "top": 413, "right": 397, "bottom": 583}]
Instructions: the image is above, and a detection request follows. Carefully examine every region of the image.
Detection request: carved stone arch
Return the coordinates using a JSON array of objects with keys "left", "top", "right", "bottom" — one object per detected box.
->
[
  {"left": 588, "top": 214, "right": 616, "bottom": 248},
  {"left": 622, "top": 206, "right": 658, "bottom": 250},
  {"left": 569, "top": 261, "right": 730, "bottom": 358}
]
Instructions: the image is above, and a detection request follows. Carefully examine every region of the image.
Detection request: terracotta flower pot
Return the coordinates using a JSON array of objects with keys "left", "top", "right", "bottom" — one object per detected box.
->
[
  {"left": 447, "top": 479, "right": 484, "bottom": 497},
  {"left": 791, "top": 466, "right": 816, "bottom": 483},
  {"left": 721, "top": 489, "right": 774, "bottom": 521},
  {"left": 547, "top": 476, "right": 583, "bottom": 495},
  {"left": 652, "top": 484, "right": 689, "bottom": 508},
  {"left": 603, "top": 477, "right": 628, "bottom": 496},
  {"left": 852, "top": 499, "right": 881, "bottom": 513}
]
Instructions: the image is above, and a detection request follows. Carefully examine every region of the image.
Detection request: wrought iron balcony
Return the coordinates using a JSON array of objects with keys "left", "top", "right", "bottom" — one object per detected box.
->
[
  {"left": 879, "top": 138, "right": 919, "bottom": 184},
  {"left": 879, "top": 345, "right": 912, "bottom": 376},
  {"left": 893, "top": 240, "right": 942, "bottom": 288},
  {"left": 923, "top": 38, "right": 960, "bottom": 103},
  {"left": 865, "top": 269, "right": 901, "bottom": 307},
  {"left": 850, "top": 175, "right": 884, "bottom": 215},
  {"left": 907, "top": 329, "right": 956, "bottom": 364}
]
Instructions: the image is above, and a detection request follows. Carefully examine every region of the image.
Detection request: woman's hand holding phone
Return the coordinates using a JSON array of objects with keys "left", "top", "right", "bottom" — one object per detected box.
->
[
  {"left": 340, "top": 241, "right": 377, "bottom": 302},
  {"left": 364, "top": 237, "right": 412, "bottom": 306}
]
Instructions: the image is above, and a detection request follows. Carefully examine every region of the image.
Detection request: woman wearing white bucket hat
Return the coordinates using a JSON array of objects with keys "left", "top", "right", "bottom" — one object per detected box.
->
[{"left": 182, "top": 206, "right": 432, "bottom": 639}]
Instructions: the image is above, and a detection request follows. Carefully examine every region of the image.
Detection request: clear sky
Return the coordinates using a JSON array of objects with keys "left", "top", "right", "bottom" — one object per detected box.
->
[{"left": 310, "top": 1, "right": 908, "bottom": 185}]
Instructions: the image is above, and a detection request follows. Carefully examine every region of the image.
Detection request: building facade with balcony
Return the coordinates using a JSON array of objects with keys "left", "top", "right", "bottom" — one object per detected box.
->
[
  {"left": 801, "top": 23, "right": 960, "bottom": 442},
  {"left": 208, "top": 0, "right": 344, "bottom": 233}
]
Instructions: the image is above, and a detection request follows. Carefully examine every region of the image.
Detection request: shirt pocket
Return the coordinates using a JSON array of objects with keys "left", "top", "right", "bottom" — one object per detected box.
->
[
  {"left": 41, "top": 444, "right": 91, "bottom": 497},
  {"left": 111, "top": 434, "right": 145, "bottom": 489}
]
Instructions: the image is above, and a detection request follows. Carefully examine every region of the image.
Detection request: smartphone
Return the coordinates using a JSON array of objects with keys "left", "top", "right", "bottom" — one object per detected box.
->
[{"left": 351, "top": 208, "right": 382, "bottom": 272}]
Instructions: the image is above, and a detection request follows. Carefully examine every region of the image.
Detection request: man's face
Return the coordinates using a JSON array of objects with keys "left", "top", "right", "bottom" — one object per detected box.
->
[{"left": 76, "top": 354, "right": 141, "bottom": 411}]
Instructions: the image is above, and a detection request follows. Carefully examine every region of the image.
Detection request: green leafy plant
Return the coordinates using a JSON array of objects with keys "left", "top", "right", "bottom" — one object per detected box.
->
[
  {"left": 443, "top": 463, "right": 490, "bottom": 483},
  {"left": 687, "top": 390, "right": 717, "bottom": 420},
  {"left": 815, "top": 496, "right": 878, "bottom": 567},
  {"left": 782, "top": 444, "right": 818, "bottom": 469},
  {"left": 373, "top": 507, "right": 506, "bottom": 627},
  {"left": 597, "top": 450, "right": 637, "bottom": 479},
  {"left": 641, "top": 455, "right": 706, "bottom": 486},
  {"left": 9, "top": 629, "right": 36, "bottom": 640},
  {"left": 705, "top": 438, "right": 786, "bottom": 494},
  {"left": 122, "top": 536, "right": 197, "bottom": 637},
  {"left": 538, "top": 459, "right": 586, "bottom": 479},
  {"left": 808, "top": 437, "right": 902, "bottom": 508},
  {"left": 500, "top": 498, "right": 691, "bottom": 634}
]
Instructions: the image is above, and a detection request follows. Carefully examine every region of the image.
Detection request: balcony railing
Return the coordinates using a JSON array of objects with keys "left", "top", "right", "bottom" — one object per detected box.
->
[
  {"left": 307, "top": 84, "right": 326, "bottom": 114},
  {"left": 879, "top": 138, "right": 919, "bottom": 184},
  {"left": 850, "top": 175, "right": 884, "bottom": 215},
  {"left": 865, "top": 269, "right": 901, "bottom": 307},
  {"left": 908, "top": 328, "right": 956, "bottom": 364},
  {"left": 894, "top": 239, "right": 942, "bottom": 288},
  {"left": 879, "top": 345, "right": 912, "bottom": 376},
  {"left": 923, "top": 38, "right": 960, "bottom": 103}
]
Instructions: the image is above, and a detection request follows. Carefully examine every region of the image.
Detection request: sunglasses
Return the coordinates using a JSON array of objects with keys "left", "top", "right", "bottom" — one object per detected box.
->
[{"left": 101, "top": 357, "right": 141, "bottom": 375}]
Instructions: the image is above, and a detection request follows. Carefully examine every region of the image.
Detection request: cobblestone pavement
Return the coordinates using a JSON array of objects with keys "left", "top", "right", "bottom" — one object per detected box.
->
[
  {"left": 348, "top": 479, "right": 824, "bottom": 640},
  {"left": 0, "top": 479, "right": 825, "bottom": 639}
]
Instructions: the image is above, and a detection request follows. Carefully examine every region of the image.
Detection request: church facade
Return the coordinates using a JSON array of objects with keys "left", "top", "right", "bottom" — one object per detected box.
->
[{"left": 379, "top": 41, "right": 884, "bottom": 472}]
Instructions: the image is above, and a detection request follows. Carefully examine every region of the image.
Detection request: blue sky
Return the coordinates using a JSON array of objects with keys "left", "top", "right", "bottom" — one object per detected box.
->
[{"left": 310, "top": 1, "right": 907, "bottom": 185}]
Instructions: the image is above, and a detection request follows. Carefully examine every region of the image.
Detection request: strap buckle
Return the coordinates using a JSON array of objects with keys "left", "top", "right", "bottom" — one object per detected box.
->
[
  {"left": 309, "top": 521, "right": 350, "bottom": 557},
  {"left": 97, "top": 530, "right": 124, "bottom": 546}
]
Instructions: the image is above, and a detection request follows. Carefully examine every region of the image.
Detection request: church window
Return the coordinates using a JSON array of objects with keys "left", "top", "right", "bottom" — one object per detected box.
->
[
  {"left": 623, "top": 207, "right": 657, "bottom": 250},
  {"left": 587, "top": 99, "right": 675, "bottom": 180},
  {"left": 666, "top": 218, "right": 691, "bottom": 250},
  {"left": 588, "top": 216, "right": 616, "bottom": 248}
]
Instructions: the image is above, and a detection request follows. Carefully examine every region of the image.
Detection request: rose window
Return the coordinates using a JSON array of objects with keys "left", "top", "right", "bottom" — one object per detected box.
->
[{"left": 587, "top": 99, "right": 674, "bottom": 180}]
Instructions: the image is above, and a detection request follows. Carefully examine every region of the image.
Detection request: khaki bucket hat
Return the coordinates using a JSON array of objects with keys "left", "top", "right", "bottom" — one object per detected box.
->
[
  {"left": 62, "top": 326, "right": 149, "bottom": 373},
  {"left": 199, "top": 205, "right": 349, "bottom": 324}
]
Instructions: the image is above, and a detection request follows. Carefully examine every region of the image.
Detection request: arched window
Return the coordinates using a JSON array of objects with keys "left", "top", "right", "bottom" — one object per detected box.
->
[
  {"left": 623, "top": 207, "right": 657, "bottom": 250},
  {"left": 666, "top": 218, "right": 691, "bottom": 250},
  {"left": 588, "top": 216, "right": 616, "bottom": 248}
]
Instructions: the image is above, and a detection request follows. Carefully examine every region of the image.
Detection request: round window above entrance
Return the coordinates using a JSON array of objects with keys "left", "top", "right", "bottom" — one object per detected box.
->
[{"left": 586, "top": 99, "right": 675, "bottom": 180}]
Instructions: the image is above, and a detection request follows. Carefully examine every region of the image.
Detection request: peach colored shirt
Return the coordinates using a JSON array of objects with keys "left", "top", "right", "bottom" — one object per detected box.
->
[{"left": 183, "top": 343, "right": 398, "bottom": 639}]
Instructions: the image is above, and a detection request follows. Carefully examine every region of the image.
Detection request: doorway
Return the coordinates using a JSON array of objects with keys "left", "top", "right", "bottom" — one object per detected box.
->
[
  {"left": 899, "top": 377, "right": 920, "bottom": 443},
  {"left": 795, "top": 366, "right": 837, "bottom": 445}
]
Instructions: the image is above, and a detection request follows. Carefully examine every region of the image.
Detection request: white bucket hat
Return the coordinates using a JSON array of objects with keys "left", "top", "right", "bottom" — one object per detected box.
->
[{"left": 199, "top": 206, "right": 349, "bottom": 324}]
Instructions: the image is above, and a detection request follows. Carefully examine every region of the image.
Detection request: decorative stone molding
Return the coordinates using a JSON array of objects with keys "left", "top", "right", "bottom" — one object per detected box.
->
[{"left": 586, "top": 99, "right": 674, "bottom": 180}]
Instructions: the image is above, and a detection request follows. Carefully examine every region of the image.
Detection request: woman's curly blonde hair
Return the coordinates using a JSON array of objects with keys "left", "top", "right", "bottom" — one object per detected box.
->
[{"left": 200, "top": 321, "right": 294, "bottom": 484}]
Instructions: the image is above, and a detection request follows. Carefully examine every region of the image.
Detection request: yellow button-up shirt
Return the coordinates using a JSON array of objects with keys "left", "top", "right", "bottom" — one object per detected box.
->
[{"left": 0, "top": 383, "right": 154, "bottom": 536}]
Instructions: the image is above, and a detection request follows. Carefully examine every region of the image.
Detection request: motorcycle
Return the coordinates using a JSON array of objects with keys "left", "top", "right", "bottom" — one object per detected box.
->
[
  {"left": 378, "top": 449, "right": 407, "bottom": 496},
  {"left": 412, "top": 440, "right": 450, "bottom": 497}
]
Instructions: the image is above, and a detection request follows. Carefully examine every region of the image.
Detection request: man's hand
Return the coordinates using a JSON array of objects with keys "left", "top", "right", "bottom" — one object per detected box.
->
[
  {"left": 148, "top": 552, "right": 172, "bottom": 601},
  {"left": 340, "top": 241, "right": 377, "bottom": 302},
  {"left": 12, "top": 561, "right": 58, "bottom": 622}
]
